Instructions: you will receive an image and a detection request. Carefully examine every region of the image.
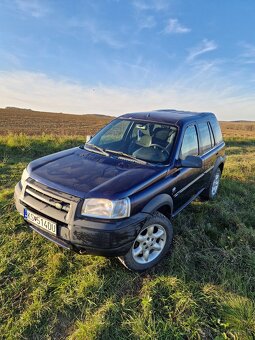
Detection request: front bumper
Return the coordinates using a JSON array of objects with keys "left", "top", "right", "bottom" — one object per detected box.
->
[{"left": 14, "top": 180, "right": 148, "bottom": 256}]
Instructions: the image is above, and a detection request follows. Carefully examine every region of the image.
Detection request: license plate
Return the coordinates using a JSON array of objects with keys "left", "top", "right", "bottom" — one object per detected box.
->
[{"left": 24, "top": 209, "right": 57, "bottom": 235}]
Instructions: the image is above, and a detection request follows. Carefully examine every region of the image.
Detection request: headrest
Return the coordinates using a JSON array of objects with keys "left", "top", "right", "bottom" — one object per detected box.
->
[
  {"left": 142, "top": 127, "right": 151, "bottom": 136},
  {"left": 136, "top": 134, "right": 152, "bottom": 147},
  {"left": 135, "top": 124, "right": 151, "bottom": 136},
  {"left": 167, "top": 131, "right": 175, "bottom": 144}
]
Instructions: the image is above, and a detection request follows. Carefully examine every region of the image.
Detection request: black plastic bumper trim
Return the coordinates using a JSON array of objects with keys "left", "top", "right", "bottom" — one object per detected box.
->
[{"left": 28, "top": 223, "right": 73, "bottom": 250}]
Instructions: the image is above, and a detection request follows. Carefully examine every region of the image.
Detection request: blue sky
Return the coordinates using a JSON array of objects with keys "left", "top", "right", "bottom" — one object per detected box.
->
[{"left": 0, "top": 0, "right": 255, "bottom": 120}]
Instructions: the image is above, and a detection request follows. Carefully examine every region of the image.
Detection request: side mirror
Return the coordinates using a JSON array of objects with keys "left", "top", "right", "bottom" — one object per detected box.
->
[
  {"left": 176, "top": 155, "right": 202, "bottom": 168},
  {"left": 86, "top": 135, "right": 91, "bottom": 142}
]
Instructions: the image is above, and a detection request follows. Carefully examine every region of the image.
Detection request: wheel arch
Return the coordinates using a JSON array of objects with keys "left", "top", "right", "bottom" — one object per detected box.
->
[
  {"left": 218, "top": 162, "right": 224, "bottom": 173},
  {"left": 141, "top": 193, "right": 173, "bottom": 219},
  {"left": 211, "top": 156, "right": 225, "bottom": 179}
]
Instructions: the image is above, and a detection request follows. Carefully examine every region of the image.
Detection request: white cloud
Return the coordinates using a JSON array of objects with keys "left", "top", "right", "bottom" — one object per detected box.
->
[
  {"left": 132, "top": 0, "right": 169, "bottom": 11},
  {"left": 0, "top": 51, "right": 21, "bottom": 67},
  {"left": 242, "top": 43, "right": 255, "bottom": 57},
  {"left": 164, "top": 19, "right": 191, "bottom": 34},
  {"left": 187, "top": 39, "right": 217, "bottom": 61},
  {"left": 190, "top": 59, "right": 223, "bottom": 74},
  {"left": 239, "top": 42, "right": 255, "bottom": 64},
  {"left": 0, "top": 70, "right": 254, "bottom": 120},
  {"left": 138, "top": 15, "right": 156, "bottom": 29},
  {"left": 15, "top": 0, "right": 49, "bottom": 17},
  {"left": 68, "top": 19, "right": 124, "bottom": 49}
]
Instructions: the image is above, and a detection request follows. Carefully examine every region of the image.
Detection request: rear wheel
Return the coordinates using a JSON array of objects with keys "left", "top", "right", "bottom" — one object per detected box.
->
[
  {"left": 201, "top": 167, "right": 222, "bottom": 200},
  {"left": 119, "top": 212, "right": 173, "bottom": 272}
]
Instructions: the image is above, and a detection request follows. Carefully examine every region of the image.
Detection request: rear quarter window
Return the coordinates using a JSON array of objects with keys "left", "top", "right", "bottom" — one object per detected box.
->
[{"left": 210, "top": 118, "right": 223, "bottom": 144}]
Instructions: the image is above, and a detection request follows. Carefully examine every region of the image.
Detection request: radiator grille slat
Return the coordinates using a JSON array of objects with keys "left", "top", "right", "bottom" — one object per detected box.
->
[
  {"left": 25, "top": 186, "right": 70, "bottom": 212},
  {"left": 22, "top": 195, "right": 67, "bottom": 223},
  {"left": 22, "top": 182, "right": 77, "bottom": 224}
]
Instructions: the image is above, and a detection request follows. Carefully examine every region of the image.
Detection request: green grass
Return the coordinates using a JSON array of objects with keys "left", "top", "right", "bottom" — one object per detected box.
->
[{"left": 0, "top": 134, "right": 255, "bottom": 339}]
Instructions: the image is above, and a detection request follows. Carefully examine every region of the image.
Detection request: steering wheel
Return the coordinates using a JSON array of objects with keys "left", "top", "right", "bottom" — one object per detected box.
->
[{"left": 150, "top": 144, "right": 170, "bottom": 156}]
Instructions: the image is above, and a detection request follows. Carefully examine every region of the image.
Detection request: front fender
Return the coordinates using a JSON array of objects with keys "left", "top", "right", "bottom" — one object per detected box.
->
[{"left": 141, "top": 193, "right": 173, "bottom": 216}]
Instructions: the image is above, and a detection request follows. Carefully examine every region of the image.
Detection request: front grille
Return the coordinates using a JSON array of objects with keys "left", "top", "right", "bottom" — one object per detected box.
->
[
  {"left": 20, "top": 179, "right": 79, "bottom": 225},
  {"left": 25, "top": 185, "right": 70, "bottom": 212}
]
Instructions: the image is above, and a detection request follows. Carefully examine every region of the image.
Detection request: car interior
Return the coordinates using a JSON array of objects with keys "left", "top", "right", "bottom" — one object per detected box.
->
[
  {"left": 91, "top": 120, "right": 177, "bottom": 163},
  {"left": 128, "top": 123, "right": 177, "bottom": 163}
]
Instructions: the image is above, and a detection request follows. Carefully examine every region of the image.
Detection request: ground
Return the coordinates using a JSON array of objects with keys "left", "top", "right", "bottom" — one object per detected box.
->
[{"left": 0, "top": 110, "right": 254, "bottom": 339}]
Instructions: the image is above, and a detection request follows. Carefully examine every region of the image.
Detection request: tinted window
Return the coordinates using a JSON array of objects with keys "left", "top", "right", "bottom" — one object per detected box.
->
[
  {"left": 198, "top": 122, "right": 212, "bottom": 154},
  {"left": 208, "top": 122, "right": 215, "bottom": 146},
  {"left": 180, "top": 125, "right": 198, "bottom": 159},
  {"left": 210, "top": 118, "right": 223, "bottom": 144}
]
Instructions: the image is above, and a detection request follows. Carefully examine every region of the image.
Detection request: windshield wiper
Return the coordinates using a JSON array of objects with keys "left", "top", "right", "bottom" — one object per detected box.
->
[
  {"left": 105, "top": 149, "right": 146, "bottom": 164},
  {"left": 84, "top": 143, "right": 109, "bottom": 156}
]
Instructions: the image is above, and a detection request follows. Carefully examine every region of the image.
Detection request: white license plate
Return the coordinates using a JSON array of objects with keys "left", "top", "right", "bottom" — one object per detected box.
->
[{"left": 24, "top": 209, "right": 57, "bottom": 235}]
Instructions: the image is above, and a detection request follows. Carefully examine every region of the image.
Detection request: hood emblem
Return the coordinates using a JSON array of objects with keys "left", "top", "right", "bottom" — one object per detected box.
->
[{"left": 55, "top": 202, "right": 63, "bottom": 210}]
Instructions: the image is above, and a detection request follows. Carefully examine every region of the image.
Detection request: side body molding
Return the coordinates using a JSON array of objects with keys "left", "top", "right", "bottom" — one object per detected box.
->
[{"left": 141, "top": 193, "right": 173, "bottom": 216}]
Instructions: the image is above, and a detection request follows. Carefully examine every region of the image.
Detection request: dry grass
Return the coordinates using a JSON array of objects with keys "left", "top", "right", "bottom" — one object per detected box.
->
[
  {"left": 0, "top": 107, "right": 113, "bottom": 136},
  {"left": 220, "top": 121, "right": 255, "bottom": 138},
  {"left": 0, "top": 107, "right": 254, "bottom": 138}
]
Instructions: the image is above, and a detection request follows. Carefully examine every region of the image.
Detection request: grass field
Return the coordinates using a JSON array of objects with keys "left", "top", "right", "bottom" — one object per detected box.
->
[{"left": 0, "top": 110, "right": 255, "bottom": 339}]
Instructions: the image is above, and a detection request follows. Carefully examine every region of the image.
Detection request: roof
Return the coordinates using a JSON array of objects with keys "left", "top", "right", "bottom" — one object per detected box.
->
[{"left": 120, "top": 109, "right": 215, "bottom": 125}]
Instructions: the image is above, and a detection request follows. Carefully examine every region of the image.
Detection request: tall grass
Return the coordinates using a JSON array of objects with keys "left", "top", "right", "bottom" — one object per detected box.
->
[{"left": 0, "top": 135, "right": 254, "bottom": 339}]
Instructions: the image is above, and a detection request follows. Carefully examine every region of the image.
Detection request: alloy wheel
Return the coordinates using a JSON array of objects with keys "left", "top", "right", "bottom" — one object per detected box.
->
[
  {"left": 211, "top": 170, "right": 221, "bottom": 196},
  {"left": 132, "top": 224, "right": 166, "bottom": 264}
]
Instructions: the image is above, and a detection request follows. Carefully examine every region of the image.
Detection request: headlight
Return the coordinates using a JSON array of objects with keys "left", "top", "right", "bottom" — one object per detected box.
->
[
  {"left": 81, "top": 198, "right": 130, "bottom": 219},
  {"left": 21, "top": 168, "right": 29, "bottom": 187}
]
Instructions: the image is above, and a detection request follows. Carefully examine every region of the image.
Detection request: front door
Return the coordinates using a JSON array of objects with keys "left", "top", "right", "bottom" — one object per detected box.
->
[{"left": 171, "top": 124, "right": 204, "bottom": 213}]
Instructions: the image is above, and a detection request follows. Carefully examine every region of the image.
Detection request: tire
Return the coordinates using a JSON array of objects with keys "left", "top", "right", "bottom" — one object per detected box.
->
[
  {"left": 118, "top": 212, "right": 173, "bottom": 272},
  {"left": 201, "top": 167, "right": 222, "bottom": 200}
]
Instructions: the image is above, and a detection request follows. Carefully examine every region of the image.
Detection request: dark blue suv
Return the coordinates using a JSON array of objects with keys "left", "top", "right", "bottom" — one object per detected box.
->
[{"left": 14, "top": 109, "right": 226, "bottom": 271}]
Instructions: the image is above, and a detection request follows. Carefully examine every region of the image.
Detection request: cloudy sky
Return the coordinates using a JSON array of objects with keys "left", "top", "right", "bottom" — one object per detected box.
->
[{"left": 0, "top": 0, "right": 255, "bottom": 120}]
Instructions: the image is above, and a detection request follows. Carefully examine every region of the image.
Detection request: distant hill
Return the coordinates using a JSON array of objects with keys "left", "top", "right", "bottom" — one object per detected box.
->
[
  {"left": 0, "top": 107, "right": 254, "bottom": 137},
  {"left": 0, "top": 107, "right": 113, "bottom": 136}
]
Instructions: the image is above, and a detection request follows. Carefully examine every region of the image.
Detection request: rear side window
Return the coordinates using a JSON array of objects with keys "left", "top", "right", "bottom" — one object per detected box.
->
[
  {"left": 180, "top": 125, "right": 199, "bottom": 159},
  {"left": 208, "top": 122, "right": 215, "bottom": 146},
  {"left": 198, "top": 122, "right": 212, "bottom": 154},
  {"left": 210, "top": 118, "right": 223, "bottom": 144}
]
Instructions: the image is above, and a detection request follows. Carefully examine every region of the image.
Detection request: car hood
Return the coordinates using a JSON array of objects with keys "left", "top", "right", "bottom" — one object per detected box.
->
[{"left": 27, "top": 147, "right": 167, "bottom": 199}]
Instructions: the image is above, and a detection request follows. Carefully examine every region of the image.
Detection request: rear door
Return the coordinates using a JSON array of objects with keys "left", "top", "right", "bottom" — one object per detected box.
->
[{"left": 197, "top": 121, "right": 216, "bottom": 185}]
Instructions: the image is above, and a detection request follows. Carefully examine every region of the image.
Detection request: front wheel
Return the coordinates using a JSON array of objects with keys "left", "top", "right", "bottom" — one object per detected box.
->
[{"left": 119, "top": 212, "right": 173, "bottom": 272}]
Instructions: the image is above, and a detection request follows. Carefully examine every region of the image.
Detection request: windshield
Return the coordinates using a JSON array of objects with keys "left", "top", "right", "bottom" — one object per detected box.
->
[{"left": 88, "top": 119, "right": 177, "bottom": 164}]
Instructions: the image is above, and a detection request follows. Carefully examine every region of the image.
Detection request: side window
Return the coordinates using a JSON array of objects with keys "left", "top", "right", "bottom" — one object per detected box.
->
[
  {"left": 180, "top": 125, "right": 199, "bottom": 159},
  {"left": 210, "top": 118, "right": 223, "bottom": 145},
  {"left": 208, "top": 122, "right": 215, "bottom": 147},
  {"left": 198, "top": 122, "right": 212, "bottom": 154}
]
